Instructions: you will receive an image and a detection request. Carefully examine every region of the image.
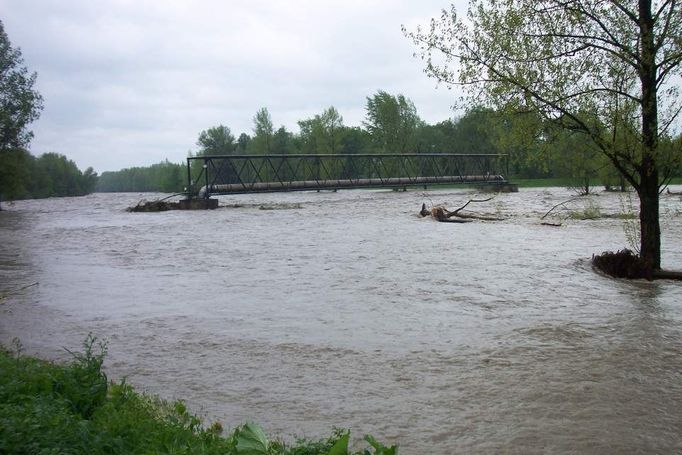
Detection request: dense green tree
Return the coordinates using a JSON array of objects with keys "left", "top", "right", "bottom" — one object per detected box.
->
[
  {"left": 37, "top": 153, "right": 74, "bottom": 196},
  {"left": 270, "top": 126, "right": 295, "bottom": 180},
  {"left": 82, "top": 167, "right": 98, "bottom": 193},
  {"left": 413, "top": 122, "right": 449, "bottom": 154},
  {"left": 406, "top": 0, "right": 682, "bottom": 271},
  {"left": 503, "top": 114, "right": 551, "bottom": 179},
  {"left": 38, "top": 152, "right": 97, "bottom": 197},
  {"left": 273, "top": 126, "right": 294, "bottom": 154},
  {"left": 156, "top": 164, "right": 181, "bottom": 193},
  {"left": 196, "top": 125, "right": 235, "bottom": 155},
  {"left": 364, "top": 91, "right": 421, "bottom": 153},
  {"left": 0, "top": 21, "right": 43, "bottom": 151},
  {"left": 339, "top": 126, "right": 372, "bottom": 154},
  {"left": 190, "top": 126, "right": 236, "bottom": 186},
  {"left": 236, "top": 133, "right": 251, "bottom": 154},
  {"left": 0, "top": 147, "right": 32, "bottom": 200},
  {"left": 0, "top": 150, "right": 97, "bottom": 200},
  {"left": 451, "top": 110, "right": 500, "bottom": 154}
]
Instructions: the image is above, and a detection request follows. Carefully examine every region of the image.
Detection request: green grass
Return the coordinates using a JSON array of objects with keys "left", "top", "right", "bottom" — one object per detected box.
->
[
  {"left": 0, "top": 336, "right": 397, "bottom": 455},
  {"left": 510, "top": 177, "right": 576, "bottom": 188}
]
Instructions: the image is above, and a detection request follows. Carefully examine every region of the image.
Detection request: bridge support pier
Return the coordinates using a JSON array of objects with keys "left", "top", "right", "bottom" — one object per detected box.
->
[{"left": 178, "top": 198, "right": 219, "bottom": 210}]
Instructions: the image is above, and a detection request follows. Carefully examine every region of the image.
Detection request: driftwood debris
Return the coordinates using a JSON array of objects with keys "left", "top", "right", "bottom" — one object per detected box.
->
[{"left": 420, "top": 197, "right": 505, "bottom": 223}]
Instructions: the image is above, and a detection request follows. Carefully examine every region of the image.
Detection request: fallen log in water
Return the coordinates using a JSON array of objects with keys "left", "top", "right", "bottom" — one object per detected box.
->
[
  {"left": 419, "top": 198, "right": 506, "bottom": 223},
  {"left": 427, "top": 205, "right": 472, "bottom": 223}
]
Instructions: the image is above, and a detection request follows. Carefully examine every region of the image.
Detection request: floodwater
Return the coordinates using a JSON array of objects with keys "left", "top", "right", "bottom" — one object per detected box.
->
[{"left": 1, "top": 187, "right": 681, "bottom": 453}]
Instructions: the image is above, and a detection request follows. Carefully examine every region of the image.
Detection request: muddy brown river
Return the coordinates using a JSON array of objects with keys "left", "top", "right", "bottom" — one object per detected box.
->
[{"left": 1, "top": 187, "right": 681, "bottom": 453}]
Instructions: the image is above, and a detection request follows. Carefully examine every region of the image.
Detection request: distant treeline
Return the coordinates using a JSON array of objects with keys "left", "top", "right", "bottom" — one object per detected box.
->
[
  {"left": 96, "top": 160, "right": 184, "bottom": 193},
  {"left": 95, "top": 94, "right": 681, "bottom": 195},
  {"left": 0, "top": 148, "right": 97, "bottom": 201}
]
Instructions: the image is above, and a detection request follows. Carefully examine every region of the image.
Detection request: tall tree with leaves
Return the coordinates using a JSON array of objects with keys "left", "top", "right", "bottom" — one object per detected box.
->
[
  {"left": 320, "top": 106, "right": 344, "bottom": 154},
  {"left": 0, "top": 21, "right": 43, "bottom": 151},
  {"left": 364, "top": 91, "right": 421, "bottom": 153},
  {"left": 406, "top": 0, "right": 682, "bottom": 272},
  {"left": 252, "top": 107, "right": 274, "bottom": 154},
  {"left": 297, "top": 116, "right": 325, "bottom": 154},
  {"left": 297, "top": 106, "right": 345, "bottom": 154}
]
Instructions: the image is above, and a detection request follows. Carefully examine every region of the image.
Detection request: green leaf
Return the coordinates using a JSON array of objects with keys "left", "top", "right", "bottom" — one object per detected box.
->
[
  {"left": 364, "top": 435, "right": 398, "bottom": 455},
  {"left": 235, "top": 422, "right": 270, "bottom": 455},
  {"left": 327, "top": 431, "right": 350, "bottom": 455}
]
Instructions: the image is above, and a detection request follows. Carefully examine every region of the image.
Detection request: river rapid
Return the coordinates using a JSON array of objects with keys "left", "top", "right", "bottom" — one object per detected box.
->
[{"left": 1, "top": 187, "right": 681, "bottom": 453}]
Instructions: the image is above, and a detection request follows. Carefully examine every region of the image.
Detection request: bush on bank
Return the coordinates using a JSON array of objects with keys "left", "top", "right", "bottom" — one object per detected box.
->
[{"left": 0, "top": 335, "right": 397, "bottom": 455}]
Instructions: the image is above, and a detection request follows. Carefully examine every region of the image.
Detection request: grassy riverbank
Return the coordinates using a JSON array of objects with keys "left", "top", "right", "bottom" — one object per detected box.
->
[
  {"left": 512, "top": 177, "right": 575, "bottom": 188},
  {"left": 511, "top": 176, "right": 682, "bottom": 188},
  {"left": 0, "top": 336, "right": 397, "bottom": 455}
]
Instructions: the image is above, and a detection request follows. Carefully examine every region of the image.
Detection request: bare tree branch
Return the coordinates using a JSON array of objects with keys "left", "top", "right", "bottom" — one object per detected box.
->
[{"left": 541, "top": 196, "right": 584, "bottom": 219}]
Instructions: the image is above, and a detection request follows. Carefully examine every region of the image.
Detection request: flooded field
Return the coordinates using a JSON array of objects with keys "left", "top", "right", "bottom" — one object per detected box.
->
[{"left": 1, "top": 187, "right": 681, "bottom": 453}]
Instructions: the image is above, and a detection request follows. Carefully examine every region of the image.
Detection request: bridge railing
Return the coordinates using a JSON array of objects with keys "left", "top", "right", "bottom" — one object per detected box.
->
[{"left": 186, "top": 153, "right": 508, "bottom": 197}]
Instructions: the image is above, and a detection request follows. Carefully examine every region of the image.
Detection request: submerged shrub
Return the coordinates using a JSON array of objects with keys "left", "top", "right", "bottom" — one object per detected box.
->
[
  {"left": 592, "top": 249, "right": 653, "bottom": 280},
  {"left": 568, "top": 199, "right": 601, "bottom": 220}
]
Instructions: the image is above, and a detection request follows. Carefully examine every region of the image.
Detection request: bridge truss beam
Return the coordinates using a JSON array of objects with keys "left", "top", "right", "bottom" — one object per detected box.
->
[{"left": 186, "top": 153, "right": 508, "bottom": 197}]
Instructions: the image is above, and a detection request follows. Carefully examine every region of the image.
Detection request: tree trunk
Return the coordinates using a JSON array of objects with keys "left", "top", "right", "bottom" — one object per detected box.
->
[
  {"left": 638, "top": 170, "right": 661, "bottom": 270},
  {"left": 638, "top": 0, "right": 661, "bottom": 271}
]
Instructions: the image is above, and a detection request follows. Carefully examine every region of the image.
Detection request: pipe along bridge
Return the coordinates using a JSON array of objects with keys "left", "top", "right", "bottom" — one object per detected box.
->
[{"left": 186, "top": 153, "right": 511, "bottom": 198}]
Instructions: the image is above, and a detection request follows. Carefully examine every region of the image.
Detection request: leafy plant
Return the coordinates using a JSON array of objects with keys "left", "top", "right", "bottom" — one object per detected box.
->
[
  {"left": 362, "top": 435, "right": 399, "bottom": 455},
  {"left": 235, "top": 422, "right": 272, "bottom": 455},
  {"left": 53, "top": 333, "right": 109, "bottom": 418},
  {"left": 327, "top": 431, "right": 350, "bottom": 455}
]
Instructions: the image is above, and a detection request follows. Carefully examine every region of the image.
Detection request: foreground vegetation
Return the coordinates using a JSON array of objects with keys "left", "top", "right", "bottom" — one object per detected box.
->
[{"left": 0, "top": 336, "right": 397, "bottom": 455}]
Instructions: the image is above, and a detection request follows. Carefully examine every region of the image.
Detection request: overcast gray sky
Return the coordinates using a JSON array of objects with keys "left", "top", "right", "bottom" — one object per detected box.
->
[{"left": 2, "top": 0, "right": 467, "bottom": 172}]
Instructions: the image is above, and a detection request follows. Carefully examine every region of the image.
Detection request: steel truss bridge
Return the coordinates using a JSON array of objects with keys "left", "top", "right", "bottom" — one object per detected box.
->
[{"left": 186, "top": 153, "right": 509, "bottom": 198}]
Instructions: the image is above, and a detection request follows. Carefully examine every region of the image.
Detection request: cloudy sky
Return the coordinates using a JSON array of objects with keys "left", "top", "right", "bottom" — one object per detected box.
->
[{"left": 2, "top": 0, "right": 468, "bottom": 172}]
